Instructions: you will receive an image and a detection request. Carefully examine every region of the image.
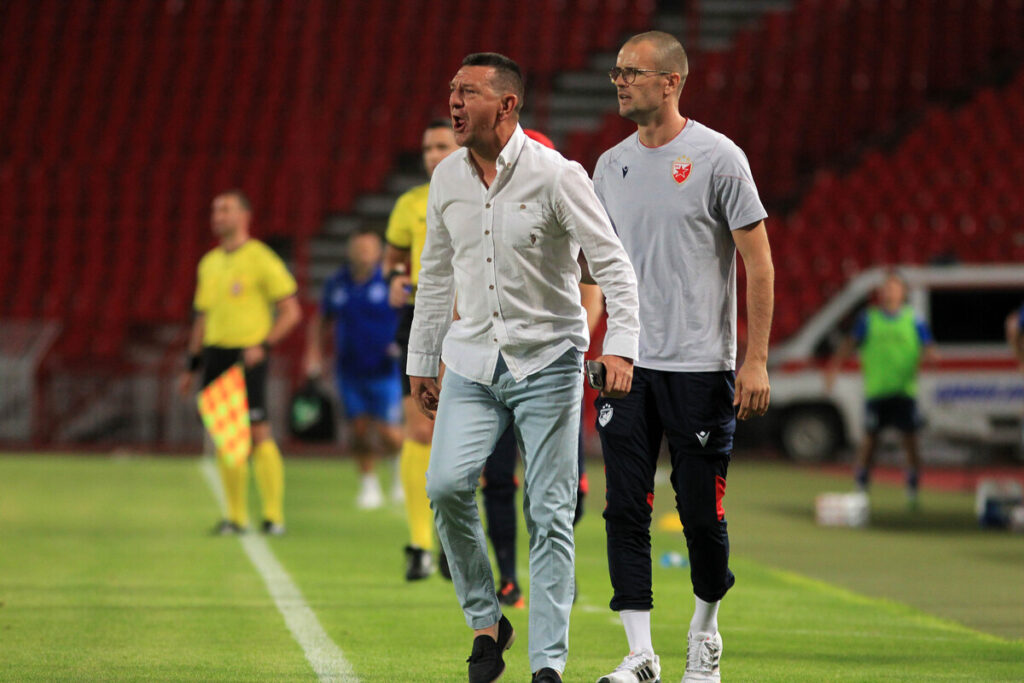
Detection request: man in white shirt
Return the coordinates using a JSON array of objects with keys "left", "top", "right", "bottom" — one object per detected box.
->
[
  {"left": 407, "top": 52, "right": 640, "bottom": 683},
  {"left": 592, "top": 32, "right": 774, "bottom": 683}
]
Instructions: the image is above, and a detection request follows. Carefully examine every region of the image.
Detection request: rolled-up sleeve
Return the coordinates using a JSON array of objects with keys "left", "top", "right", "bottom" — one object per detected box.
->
[
  {"left": 406, "top": 183, "right": 456, "bottom": 377},
  {"left": 554, "top": 163, "right": 640, "bottom": 360}
]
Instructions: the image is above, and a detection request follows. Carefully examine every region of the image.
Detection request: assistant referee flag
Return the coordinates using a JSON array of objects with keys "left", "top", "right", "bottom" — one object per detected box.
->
[{"left": 197, "top": 365, "right": 251, "bottom": 468}]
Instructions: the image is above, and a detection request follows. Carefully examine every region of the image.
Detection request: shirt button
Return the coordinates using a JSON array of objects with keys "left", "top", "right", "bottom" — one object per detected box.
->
[
  {"left": 489, "top": 285, "right": 494, "bottom": 290},
  {"left": 486, "top": 257, "right": 492, "bottom": 262},
  {"left": 485, "top": 203, "right": 491, "bottom": 208},
  {"left": 519, "top": 204, "right": 526, "bottom": 209},
  {"left": 493, "top": 338, "right": 498, "bottom": 342},
  {"left": 484, "top": 230, "right": 490, "bottom": 235},
  {"left": 493, "top": 312, "right": 499, "bottom": 317}
]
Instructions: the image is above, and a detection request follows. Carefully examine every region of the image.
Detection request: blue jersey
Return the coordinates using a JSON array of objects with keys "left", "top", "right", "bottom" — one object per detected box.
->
[{"left": 321, "top": 265, "right": 399, "bottom": 379}]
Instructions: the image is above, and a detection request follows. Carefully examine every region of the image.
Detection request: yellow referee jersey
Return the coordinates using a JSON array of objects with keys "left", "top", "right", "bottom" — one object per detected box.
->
[
  {"left": 385, "top": 183, "right": 429, "bottom": 298},
  {"left": 194, "top": 239, "right": 297, "bottom": 348}
]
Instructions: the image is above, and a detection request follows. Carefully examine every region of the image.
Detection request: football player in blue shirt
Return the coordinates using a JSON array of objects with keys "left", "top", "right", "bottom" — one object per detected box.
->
[{"left": 305, "top": 227, "right": 403, "bottom": 509}]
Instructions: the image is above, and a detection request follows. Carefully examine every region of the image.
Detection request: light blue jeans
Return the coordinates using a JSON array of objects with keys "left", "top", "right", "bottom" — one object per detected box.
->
[{"left": 426, "top": 349, "right": 583, "bottom": 673}]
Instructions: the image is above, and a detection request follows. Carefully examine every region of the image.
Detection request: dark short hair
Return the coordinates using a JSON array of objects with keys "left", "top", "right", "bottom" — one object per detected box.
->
[
  {"left": 461, "top": 52, "right": 525, "bottom": 113},
  {"left": 425, "top": 118, "right": 452, "bottom": 131},
  {"left": 216, "top": 189, "right": 252, "bottom": 212}
]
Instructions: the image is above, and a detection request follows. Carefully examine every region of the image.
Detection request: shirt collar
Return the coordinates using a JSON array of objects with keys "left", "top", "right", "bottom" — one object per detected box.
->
[
  {"left": 461, "top": 124, "right": 527, "bottom": 172},
  {"left": 498, "top": 124, "right": 527, "bottom": 169}
]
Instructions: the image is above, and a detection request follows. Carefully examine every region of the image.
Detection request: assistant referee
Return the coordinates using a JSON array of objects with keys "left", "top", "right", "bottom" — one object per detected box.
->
[{"left": 178, "top": 190, "right": 302, "bottom": 535}]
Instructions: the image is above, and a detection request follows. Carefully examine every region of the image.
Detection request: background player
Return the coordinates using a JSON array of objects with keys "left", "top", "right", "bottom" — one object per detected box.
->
[
  {"left": 592, "top": 32, "right": 774, "bottom": 683},
  {"left": 384, "top": 119, "right": 459, "bottom": 580},
  {"left": 305, "top": 227, "right": 404, "bottom": 510},
  {"left": 178, "top": 190, "right": 302, "bottom": 536},
  {"left": 826, "top": 271, "right": 937, "bottom": 508}
]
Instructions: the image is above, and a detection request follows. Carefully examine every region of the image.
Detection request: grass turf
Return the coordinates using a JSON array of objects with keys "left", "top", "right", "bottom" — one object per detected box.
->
[{"left": 0, "top": 454, "right": 1021, "bottom": 681}]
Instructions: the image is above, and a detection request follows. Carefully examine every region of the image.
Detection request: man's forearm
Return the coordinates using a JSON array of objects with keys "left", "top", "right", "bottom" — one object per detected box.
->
[
  {"left": 187, "top": 314, "right": 205, "bottom": 355},
  {"left": 305, "top": 312, "right": 325, "bottom": 358},
  {"left": 744, "top": 261, "right": 774, "bottom": 363},
  {"left": 266, "top": 296, "right": 302, "bottom": 346}
]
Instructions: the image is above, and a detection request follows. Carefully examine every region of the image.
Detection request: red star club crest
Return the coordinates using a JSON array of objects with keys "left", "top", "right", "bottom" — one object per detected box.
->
[{"left": 672, "top": 156, "right": 692, "bottom": 184}]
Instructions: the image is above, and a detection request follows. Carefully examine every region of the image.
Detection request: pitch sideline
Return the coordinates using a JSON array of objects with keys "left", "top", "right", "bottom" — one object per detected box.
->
[{"left": 200, "top": 458, "right": 360, "bottom": 683}]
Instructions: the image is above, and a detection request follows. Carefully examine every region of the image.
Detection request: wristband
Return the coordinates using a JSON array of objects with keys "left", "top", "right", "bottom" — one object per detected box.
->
[{"left": 187, "top": 354, "right": 202, "bottom": 372}]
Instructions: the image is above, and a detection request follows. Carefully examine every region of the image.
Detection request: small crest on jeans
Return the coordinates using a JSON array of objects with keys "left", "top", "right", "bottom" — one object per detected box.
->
[{"left": 598, "top": 403, "right": 614, "bottom": 427}]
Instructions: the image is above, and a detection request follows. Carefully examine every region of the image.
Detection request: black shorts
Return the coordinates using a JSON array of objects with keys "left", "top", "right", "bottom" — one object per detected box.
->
[
  {"left": 394, "top": 304, "right": 415, "bottom": 396},
  {"left": 201, "top": 346, "right": 269, "bottom": 423},
  {"left": 865, "top": 395, "right": 921, "bottom": 435}
]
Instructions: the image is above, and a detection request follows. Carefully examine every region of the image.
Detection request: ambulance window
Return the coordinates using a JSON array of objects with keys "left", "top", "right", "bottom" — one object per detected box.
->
[{"left": 929, "top": 288, "right": 1024, "bottom": 344}]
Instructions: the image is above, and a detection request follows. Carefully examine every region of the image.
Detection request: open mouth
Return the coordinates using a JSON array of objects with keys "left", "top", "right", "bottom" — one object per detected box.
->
[{"left": 452, "top": 115, "right": 467, "bottom": 133}]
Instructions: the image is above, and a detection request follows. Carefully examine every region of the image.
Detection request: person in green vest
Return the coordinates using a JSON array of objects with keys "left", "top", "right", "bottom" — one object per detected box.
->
[{"left": 826, "top": 272, "right": 937, "bottom": 507}]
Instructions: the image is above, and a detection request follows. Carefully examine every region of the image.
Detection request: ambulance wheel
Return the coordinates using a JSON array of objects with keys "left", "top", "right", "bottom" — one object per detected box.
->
[{"left": 780, "top": 406, "right": 843, "bottom": 463}]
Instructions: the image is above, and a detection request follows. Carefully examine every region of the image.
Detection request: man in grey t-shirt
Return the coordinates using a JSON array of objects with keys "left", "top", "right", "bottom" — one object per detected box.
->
[{"left": 591, "top": 31, "right": 775, "bottom": 683}]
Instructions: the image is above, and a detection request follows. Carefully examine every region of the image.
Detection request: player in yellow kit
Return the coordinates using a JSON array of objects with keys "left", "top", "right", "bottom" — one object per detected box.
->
[
  {"left": 178, "top": 190, "right": 302, "bottom": 535},
  {"left": 385, "top": 119, "right": 458, "bottom": 579}
]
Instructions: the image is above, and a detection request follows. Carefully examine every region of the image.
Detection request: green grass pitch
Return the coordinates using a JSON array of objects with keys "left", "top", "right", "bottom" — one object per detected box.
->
[{"left": 0, "top": 454, "right": 1021, "bottom": 681}]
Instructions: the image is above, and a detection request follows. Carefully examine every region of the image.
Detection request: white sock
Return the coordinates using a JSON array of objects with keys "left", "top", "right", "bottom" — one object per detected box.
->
[
  {"left": 689, "top": 596, "right": 720, "bottom": 635},
  {"left": 620, "top": 609, "right": 653, "bottom": 654}
]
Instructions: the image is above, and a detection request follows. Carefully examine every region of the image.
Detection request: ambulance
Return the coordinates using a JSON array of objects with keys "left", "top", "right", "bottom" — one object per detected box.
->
[{"left": 767, "top": 265, "right": 1024, "bottom": 462}]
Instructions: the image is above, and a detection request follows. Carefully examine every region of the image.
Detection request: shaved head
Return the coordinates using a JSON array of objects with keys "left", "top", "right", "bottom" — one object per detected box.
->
[{"left": 624, "top": 31, "right": 689, "bottom": 92}]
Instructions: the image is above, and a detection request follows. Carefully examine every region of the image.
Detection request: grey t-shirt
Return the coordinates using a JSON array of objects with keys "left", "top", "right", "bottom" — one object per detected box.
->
[{"left": 593, "top": 119, "right": 767, "bottom": 372}]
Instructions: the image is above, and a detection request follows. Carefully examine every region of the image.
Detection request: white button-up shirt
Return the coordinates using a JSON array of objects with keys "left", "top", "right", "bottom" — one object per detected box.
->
[{"left": 407, "top": 125, "right": 640, "bottom": 385}]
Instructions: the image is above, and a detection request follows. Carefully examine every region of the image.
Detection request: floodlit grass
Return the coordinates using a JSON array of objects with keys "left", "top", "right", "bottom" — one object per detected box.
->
[{"left": 0, "top": 454, "right": 1021, "bottom": 681}]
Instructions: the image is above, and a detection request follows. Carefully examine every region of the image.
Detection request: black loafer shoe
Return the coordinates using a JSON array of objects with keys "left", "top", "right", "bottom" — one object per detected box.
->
[{"left": 466, "top": 615, "right": 515, "bottom": 683}]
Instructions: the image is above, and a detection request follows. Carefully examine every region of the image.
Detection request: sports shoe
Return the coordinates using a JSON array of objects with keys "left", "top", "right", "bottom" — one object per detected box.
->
[
  {"left": 683, "top": 632, "right": 722, "bottom": 682},
  {"left": 496, "top": 578, "right": 525, "bottom": 608},
  {"left": 438, "top": 550, "right": 452, "bottom": 581},
  {"left": 404, "top": 545, "right": 434, "bottom": 581},
  {"left": 212, "top": 519, "right": 246, "bottom": 536},
  {"left": 597, "top": 650, "right": 660, "bottom": 682},
  {"left": 467, "top": 614, "right": 515, "bottom": 683},
  {"left": 356, "top": 475, "right": 384, "bottom": 509},
  {"left": 261, "top": 520, "right": 286, "bottom": 536},
  {"left": 532, "top": 667, "right": 561, "bottom": 681}
]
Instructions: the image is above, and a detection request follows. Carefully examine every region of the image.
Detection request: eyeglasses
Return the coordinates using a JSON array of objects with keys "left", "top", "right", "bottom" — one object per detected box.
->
[{"left": 608, "top": 67, "right": 672, "bottom": 84}]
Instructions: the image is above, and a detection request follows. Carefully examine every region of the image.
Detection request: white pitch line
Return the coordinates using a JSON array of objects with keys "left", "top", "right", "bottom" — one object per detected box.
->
[{"left": 200, "top": 458, "right": 359, "bottom": 683}]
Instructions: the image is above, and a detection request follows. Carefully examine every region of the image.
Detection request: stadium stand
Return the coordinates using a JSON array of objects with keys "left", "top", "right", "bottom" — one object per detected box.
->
[
  {"left": 770, "top": 68, "right": 1024, "bottom": 340},
  {"left": 564, "top": 0, "right": 1024, "bottom": 205},
  {"left": 0, "top": 0, "right": 656, "bottom": 360}
]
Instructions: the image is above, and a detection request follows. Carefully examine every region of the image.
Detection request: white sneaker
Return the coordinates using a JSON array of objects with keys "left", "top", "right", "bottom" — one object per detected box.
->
[
  {"left": 682, "top": 632, "right": 722, "bottom": 682},
  {"left": 356, "top": 475, "right": 384, "bottom": 509},
  {"left": 597, "top": 650, "right": 661, "bottom": 682}
]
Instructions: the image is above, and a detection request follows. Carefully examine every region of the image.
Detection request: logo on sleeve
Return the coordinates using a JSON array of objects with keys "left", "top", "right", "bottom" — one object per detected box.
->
[
  {"left": 598, "top": 403, "right": 614, "bottom": 427},
  {"left": 695, "top": 430, "right": 710, "bottom": 447},
  {"left": 672, "top": 156, "right": 692, "bottom": 184}
]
